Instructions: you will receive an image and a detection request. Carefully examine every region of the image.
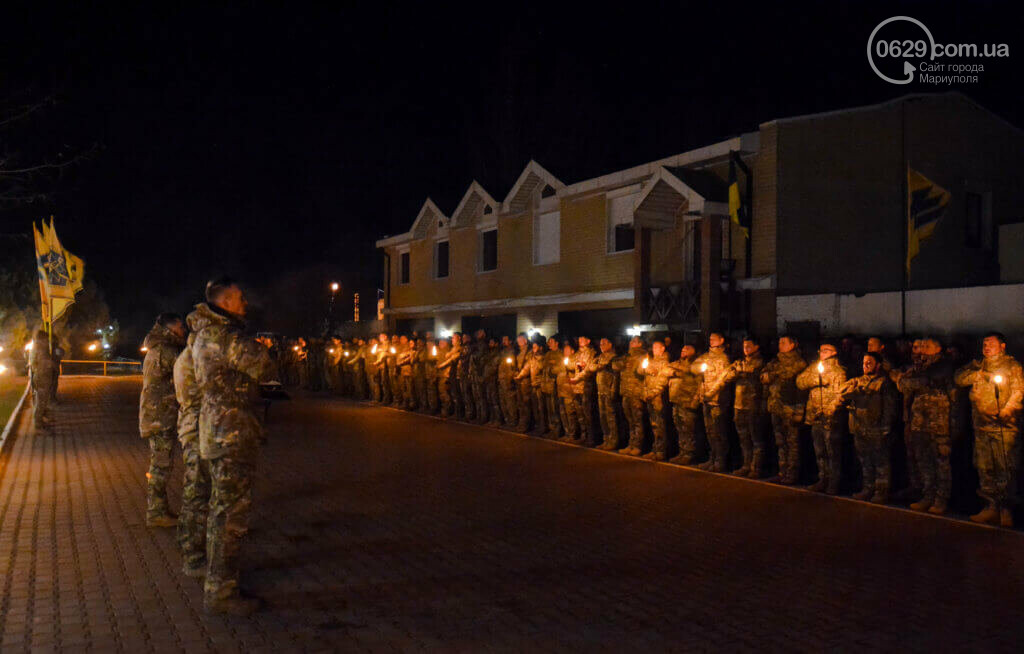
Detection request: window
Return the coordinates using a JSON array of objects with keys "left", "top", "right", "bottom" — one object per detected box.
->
[
  {"left": 607, "top": 192, "right": 637, "bottom": 253},
  {"left": 533, "top": 210, "right": 560, "bottom": 265},
  {"left": 480, "top": 229, "right": 498, "bottom": 272},
  {"left": 965, "top": 191, "right": 993, "bottom": 250},
  {"left": 399, "top": 251, "right": 410, "bottom": 284},
  {"left": 434, "top": 240, "right": 449, "bottom": 278}
]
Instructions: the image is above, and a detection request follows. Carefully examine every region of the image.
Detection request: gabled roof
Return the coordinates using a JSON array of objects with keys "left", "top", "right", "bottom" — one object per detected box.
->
[
  {"left": 502, "top": 160, "right": 565, "bottom": 213},
  {"left": 450, "top": 181, "right": 499, "bottom": 228},
  {"left": 409, "top": 198, "right": 449, "bottom": 240},
  {"left": 633, "top": 166, "right": 729, "bottom": 229}
]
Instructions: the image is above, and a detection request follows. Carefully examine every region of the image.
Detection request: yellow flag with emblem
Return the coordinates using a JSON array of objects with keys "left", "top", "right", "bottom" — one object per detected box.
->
[
  {"left": 906, "top": 167, "right": 951, "bottom": 277},
  {"left": 35, "top": 218, "right": 86, "bottom": 323},
  {"left": 33, "top": 222, "right": 52, "bottom": 325}
]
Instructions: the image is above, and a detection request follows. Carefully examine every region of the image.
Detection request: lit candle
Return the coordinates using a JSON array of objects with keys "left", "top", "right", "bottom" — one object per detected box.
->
[
  {"left": 817, "top": 362, "right": 825, "bottom": 374},
  {"left": 371, "top": 344, "right": 378, "bottom": 354},
  {"left": 506, "top": 357, "right": 513, "bottom": 364},
  {"left": 25, "top": 342, "right": 33, "bottom": 351},
  {"left": 642, "top": 358, "right": 650, "bottom": 369},
  {"left": 390, "top": 347, "right": 396, "bottom": 354},
  {"left": 700, "top": 362, "right": 707, "bottom": 372},
  {"left": 563, "top": 357, "right": 570, "bottom": 366},
  {"left": 140, "top": 346, "right": 148, "bottom": 353},
  {"left": 328, "top": 348, "right": 335, "bottom": 354},
  {"left": 994, "top": 374, "right": 1004, "bottom": 384},
  {"left": 432, "top": 346, "right": 437, "bottom": 356},
  {"left": 344, "top": 351, "right": 350, "bottom": 356}
]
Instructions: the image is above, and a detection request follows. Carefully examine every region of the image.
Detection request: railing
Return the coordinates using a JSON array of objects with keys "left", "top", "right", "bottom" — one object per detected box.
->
[
  {"left": 645, "top": 282, "right": 700, "bottom": 326},
  {"left": 59, "top": 360, "right": 142, "bottom": 376}
]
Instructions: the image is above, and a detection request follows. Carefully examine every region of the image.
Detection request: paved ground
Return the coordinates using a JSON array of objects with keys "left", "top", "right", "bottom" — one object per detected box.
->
[{"left": 2, "top": 376, "right": 1024, "bottom": 652}]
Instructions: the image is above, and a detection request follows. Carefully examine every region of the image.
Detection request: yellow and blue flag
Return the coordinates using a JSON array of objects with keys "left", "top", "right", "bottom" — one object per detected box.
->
[
  {"left": 728, "top": 152, "right": 749, "bottom": 239},
  {"left": 906, "top": 167, "right": 950, "bottom": 277},
  {"left": 33, "top": 218, "right": 86, "bottom": 324}
]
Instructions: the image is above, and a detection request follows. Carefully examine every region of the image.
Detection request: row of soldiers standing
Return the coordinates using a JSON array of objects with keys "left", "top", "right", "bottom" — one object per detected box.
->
[{"left": 289, "top": 328, "right": 1023, "bottom": 528}]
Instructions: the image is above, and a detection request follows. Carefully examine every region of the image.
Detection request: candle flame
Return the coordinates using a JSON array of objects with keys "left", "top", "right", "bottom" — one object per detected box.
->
[
  {"left": 994, "top": 374, "right": 1004, "bottom": 384},
  {"left": 642, "top": 358, "right": 650, "bottom": 369},
  {"left": 371, "top": 344, "right": 377, "bottom": 354},
  {"left": 817, "top": 362, "right": 825, "bottom": 374},
  {"left": 700, "top": 362, "right": 707, "bottom": 372},
  {"left": 432, "top": 346, "right": 437, "bottom": 356},
  {"left": 506, "top": 357, "right": 513, "bottom": 364},
  {"left": 390, "top": 347, "right": 396, "bottom": 354}
]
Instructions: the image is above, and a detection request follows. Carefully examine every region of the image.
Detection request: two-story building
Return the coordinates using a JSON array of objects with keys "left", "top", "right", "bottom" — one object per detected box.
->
[{"left": 376, "top": 92, "right": 1024, "bottom": 344}]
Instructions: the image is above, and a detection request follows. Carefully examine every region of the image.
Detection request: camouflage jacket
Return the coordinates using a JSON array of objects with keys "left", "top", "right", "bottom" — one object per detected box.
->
[
  {"left": 515, "top": 350, "right": 545, "bottom": 388},
  {"left": 456, "top": 342, "right": 474, "bottom": 380},
  {"left": 839, "top": 373, "right": 897, "bottom": 435},
  {"left": 139, "top": 321, "right": 185, "bottom": 437},
  {"left": 556, "top": 356, "right": 575, "bottom": 399},
  {"left": 397, "top": 345, "right": 415, "bottom": 377},
  {"left": 614, "top": 346, "right": 648, "bottom": 400},
  {"left": 692, "top": 347, "right": 731, "bottom": 406},
  {"left": 174, "top": 305, "right": 213, "bottom": 446},
  {"left": 715, "top": 353, "right": 764, "bottom": 411},
  {"left": 481, "top": 348, "right": 501, "bottom": 381},
  {"left": 497, "top": 346, "right": 518, "bottom": 384},
  {"left": 898, "top": 354, "right": 954, "bottom": 435},
  {"left": 761, "top": 350, "right": 807, "bottom": 415},
  {"left": 540, "top": 350, "right": 562, "bottom": 394},
  {"left": 797, "top": 357, "right": 847, "bottom": 426},
  {"left": 640, "top": 352, "right": 671, "bottom": 402},
  {"left": 588, "top": 350, "right": 619, "bottom": 395},
  {"left": 191, "top": 303, "right": 274, "bottom": 460},
  {"left": 28, "top": 337, "right": 56, "bottom": 377},
  {"left": 569, "top": 346, "right": 596, "bottom": 394},
  {"left": 515, "top": 347, "right": 533, "bottom": 387},
  {"left": 422, "top": 346, "right": 440, "bottom": 380},
  {"left": 955, "top": 354, "right": 1024, "bottom": 431},
  {"left": 667, "top": 357, "right": 700, "bottom": 408},
  {"left": 437, "top": 344, "right": 460, "bottom": 377}
]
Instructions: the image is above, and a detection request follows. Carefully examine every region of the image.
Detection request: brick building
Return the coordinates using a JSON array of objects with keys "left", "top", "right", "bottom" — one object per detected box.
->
[{"left": 376, "top": 93, "right": 1024, "bottom": 342}]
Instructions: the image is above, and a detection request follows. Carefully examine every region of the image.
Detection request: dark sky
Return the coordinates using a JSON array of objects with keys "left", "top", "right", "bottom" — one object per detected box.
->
[{"left": 1, "top": 2, "right": 1021, "bottom": 343}]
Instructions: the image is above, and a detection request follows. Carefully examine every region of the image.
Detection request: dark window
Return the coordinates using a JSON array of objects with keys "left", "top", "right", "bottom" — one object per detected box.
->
[
  {"left": 966, "top": 192, "right": 982, "bottom": 248},
  {"left": 399, "top": 251, "right": 410, "bottom": 284},
  {"left": 435, "top": 241, "right": 449, "bottom": 278},
  {"left": 613, "top": 224, "right": 635, "bottom": 252},
  {"left": 480, "top": 230, "right": 498, "bottom": 272},
  {"left": 541, "top": 185, "right": 556, "bottom": 198}
]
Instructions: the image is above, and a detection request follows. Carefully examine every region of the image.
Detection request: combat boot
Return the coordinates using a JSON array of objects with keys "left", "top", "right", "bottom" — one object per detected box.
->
[
  {"left": 807, "top": 478, "right": 826, "bottom": 492},
  {"left": 182, "top": 562, "right": 206, "bottom": 578},
  {"left": 748, "top": 453, "right": 764, "bottom": 479},
  {"left": 617, "top": 446, "right": 634, "bottom": 455},
  {"left": 732, "top": 465, "right": 750, "bottom": 477},
  {"left": 825, "top": 481, "right": 840, "bottom": 496},
  {"left": 853, "top": 489, "right": 873, "bottom": 501},
  {"left": 146, "top": 512, "right": 178, "bottom": 528},
  {"left": 204, "top": 592, "right": 263, "bottom": 616},
  {"left": 927, "top": 497, "right": 948, "bottom": 515},
  {"left": 669, "top": 454, "right": 693, "bottom": 465},
  {"left": 970, "top": 502, "right": 998, "bottom": 524},
  {"left": 1000, "top": 506, "right": 1014, "bottom": 528},
  {"left": 870, "top": 489, "right": 889, "bottom": 505},
  {"left": 910, "top": 496, "right": 933, "bottom": 512},
  {"left": 696, "top": 460, "right": 714, "bottom": 471}
]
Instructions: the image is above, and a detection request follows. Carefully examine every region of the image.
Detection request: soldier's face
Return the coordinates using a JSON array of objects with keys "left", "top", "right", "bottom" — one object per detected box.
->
[
  {"left": 819, "top": 346, "right": 837, "bottom": 360},
  {"left": 517, "top": 336, "right": 527, "bottom": 348},
  {"left": 863, "top": 355, "right": 877, "bottom": 375},
  {"left": 743, "top": 341, "right": 758, "bottom": 357},
  {"left": 681, "top": 345, "right": 696, "bottom": 358},
  {"left": 600, "top": 338, "right": 612, "bottom": 353},
  {"left": 579, "top": 336, "right": 590, "bottom": 348},
  {"left": 563, "top": 345, "right": 574, "bottom": 357},
  {"left": 547, "top": 338, "right": 558, "bottom": 351},
  {"left": 652, "top": 342, "right": 665, "bottom": 357},
  {"left": 709, "top": 333, "right": 724, "bottom": 348},
  {"left": 219, "top": 285, "right": 248, "bottom": 318},
  {"left": 169, "top": 321, "right": 186, "bottom": 339},
  {"left": 502, "top": 336, "right": 511, "bottom": 347},
  {"left": 982, "top": 336, "right": 1005, "bottom": 358},
  {"left": 778, "top": 337, "right": 796, "bottom": 353},
  {"left": 920, "top": 340, "right": 942, "bottom": 357},
  {"left": 532, "top": 343, "right": 542, "bottom": 353},
  {"left": 867, "top": 338, "right": 883, "bottom": 353}
]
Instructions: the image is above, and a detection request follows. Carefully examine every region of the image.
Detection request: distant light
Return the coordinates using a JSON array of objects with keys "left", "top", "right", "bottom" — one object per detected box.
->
[
  {"left": 140, "top": 346, "right": 148, "bottom": 353},
  {"left": 103, "top": 343, "right": 111, "bottom": 350},
  {"left": 87, "top": 343, "right": 98, "bottom": 352},
  {"left": 626, "top": 325, "right": 641, "bottom": 337},
  {"left": 292, "top": 345, "right": 299, "bottom": 351},
  {"left": 563, "top": 357, "right": 570, "bottom": 366},
  {"left": 506, "top": 357, "right": 513, "bottom": 364},
  {"left": 25, "top": 342, "right": 34, "bottom": 351},
  {"left": 344, "top": 351, "right": 350, "bottom": 357},
  {"left": 439, "top": 329, "right": 452, "bottom": 339},
  {"left": 328, "top": 348, "right": 335, "bottom": 354},
  {"left": 108, "top": 325, "right": 113, "bottom": 330},
  {"left": 331, "top": 282, "right": 340, "bottom": 292},
  {"left": 526, "top": 328, "right": 537, "bottom": 337},
  {"left": 389, "top": 347, "right": 396, "bottom": 354}
]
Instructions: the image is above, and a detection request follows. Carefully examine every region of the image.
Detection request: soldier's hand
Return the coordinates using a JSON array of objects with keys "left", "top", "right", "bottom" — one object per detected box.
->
[{"left": 999, "top": 406, "right": 1015, "bottom": 421}]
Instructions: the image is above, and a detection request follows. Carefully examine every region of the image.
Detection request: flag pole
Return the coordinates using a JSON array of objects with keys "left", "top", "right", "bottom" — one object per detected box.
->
[
  {"left": 900, "top": 101, "right": 907, "bottom": 337},
  {"left": 48, "top": 297, "right": 54, "bottom": 354}
]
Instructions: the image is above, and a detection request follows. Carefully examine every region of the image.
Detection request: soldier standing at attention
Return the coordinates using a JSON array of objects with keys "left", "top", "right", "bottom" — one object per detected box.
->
[
  {"left": 711, "top": 337, "right": 765, "bottom": 477},
  {"left": 840, "top": 352, "right": 898, "bottom": 503},
  {"left": 469, "top": 330, "right": 490, "bottom": 424},
  {"left": 667, "top": 344, "right": 700, "bottom": 464},
  {"left": 456, "top": 333, "right": 475, "bottom": 422},
  {"left": 437, "top": 335, "right": 460, "bottom": 418},
  {"left": 556, "top": 341, "right": 580, "bottom": 443},
  {"left": 175, "top": 307, "right": 212, "bottom": 576},
  {"left": 27, "top": 330, "right": 56, "bottom": 432},
  {"left": 192, "top": 277, "right": 274, "bottom": 615},
  {"left": 955, "top": 332, "right": 1024, "bottom": 527},
  {"left": 516, "top": 335, "right": 548, "bottom": 436},
  {"left": 590, "top": 337, "right": 620, "bottom": 450},
  {"left": 797, "top": 341, "right": 847, "bottom": 495},
  {"left": 541, "top": 336, "right": 565, "bottom": 439},
  {"left": 639, "top": 339, "right": 672, "bottom": 461},
  {"left": 570, "top": 334, "right": 598, "bottom": 446},
  {"left": 615, "top": 336, "right": 648, "bottom": 456},
  {"left": 761, "top": 335, "right": 807, "bottom": 484},
  {"left": 398, "top": 337, "right": 417, "bottom": 411},
  {"left": 693, "top": 333, "right": 731, "bottom": 472},
  {"left": 482, "top": 337, "right": 503, "bottom": 426},
  {"left": 895, "top": 337, "right": 955, "bottom": 515},
  {"left": 139, "top": 313, "right": 187, "bottom": 528},
  {"left": 514, "top": 333, "right": 534, "bottom": 432},
  {"left": 497, "top": 335, "right": 519, "bottom": 427}
]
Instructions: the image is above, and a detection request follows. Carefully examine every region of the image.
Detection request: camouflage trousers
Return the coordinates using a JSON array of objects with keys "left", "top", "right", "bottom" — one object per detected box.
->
[
  {"left": 703, "top": 404, "right": 727, "bottom": 470},
  {"left": 205, "top": 456, "right": 254, "bottom": 603},
  {"left": 545, "top": 392, "right": 562, "bottom": 437},
  {"left": 771, "top": 409, "right": 802, "bottom": 483},
  {"left": 419, "top": 376, "right": 439, "bottom": 414},
  {"left": 499, "top": 380, "right": 518, "bottom": 427},
  {"left": 438, "top": 377, "right": 454, "bottom": 417},
  {"left": 178, "top": 438, "right": 211, "bottom": 570},
  {"left": 853, "top": 430, "right": 891, "bottom": 498},
  {"left": 456, "top": 378, "right": 473, "bottom": 421},
  {"left": 517, "top": 381, "right": 534, "bottom": 432},
  {"left": 622, "top": 396, "right": 645, "bottom": 450},
  {"left": 559, "top": 396, "right": 578, "bottom": 439},
  {"left": 145, "top": 428, "right": 176, "bottom": 519},
  {"left": 32, "top": 379, "right": 54, "bottom": 430},
  {"left": 574, "top": 390, "right": 596, "bottom": 445},
  {"left": 811, "top": 424, "right": 843, "bottom": 492},
  {"left": 471, "top": 380, "right": 488, "bottom": 423},
  {"left": 974, "top": 428, "right": 1019, "bottom": 505},
  {"left": 735, "top": 408, "right": 766, "bottom": 473},
  {"left": 531, "top": 388, "right": 548, "bottom": 434},
  {"left": 389, "top": 372, "right": 402, "bottom": 406},
  {"left": 672, "top": 404, "right": 699, "bottom": 461},
  {"left": 485, "top": 380, "right": 502, "bottom": 424},
  {"left": 402, "top": 376, "right": 417, "bottom": 411},
  {"left": 352, "top": 370, "right": 367, "bottom": 400},
  {"left": 598, "top": 392, "right": 619, "bottom": 447},
  {"left": 910, "top": 430, "right": 951, "bottom": 501},
  {"left": 647, "top": 397, "right": 667, "bottom": 455}
]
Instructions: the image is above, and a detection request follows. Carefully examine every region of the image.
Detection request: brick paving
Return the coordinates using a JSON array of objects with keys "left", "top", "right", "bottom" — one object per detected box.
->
[{"left": 2, "top": 376, "right": 1024, "bottom": 652}]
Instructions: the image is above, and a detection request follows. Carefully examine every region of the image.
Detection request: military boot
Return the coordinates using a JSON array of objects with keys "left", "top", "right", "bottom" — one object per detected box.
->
[
  {"left": 748, "top": 453, "right": 764, "bottom": 479},
  {"left": 669, "top": 454, "right": 693, "bottom": 465},
  {"left": 970, "top": 501, "right": 998, "bottom": 524},
  {"left": 853, "top": 489, "right": 873, "bottom": 501},
  {"left": 1000, "top": 506, "right": 1014, "bottom": 528},
  {"left": 807, "top": 478, "right": 827, "bottom": 492},
  {"left": 696, "top": 460, "right": 714, "bottom": 471},
  {"left": 146, "top": 512, "right": 178, "bottom": 528},
  {"left": 204, "top": 593, "right": 263, "bottom": 616},
  {"left": 869, "top": 486, "right": 889, "bottom": 504},
  {"left": 732, "top": 465, "right": 750, "bottom": 477},
  {"left": 910, "top": 495, "right": 933, "bottom": 512},
  {"left": 927, "top": 497, "right": 948, "bottom": 515}
]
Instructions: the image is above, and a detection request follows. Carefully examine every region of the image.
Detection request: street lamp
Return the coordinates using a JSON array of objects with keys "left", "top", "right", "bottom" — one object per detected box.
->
[{"left": 87, "top": 343, "right": 98, "bottom": 352}]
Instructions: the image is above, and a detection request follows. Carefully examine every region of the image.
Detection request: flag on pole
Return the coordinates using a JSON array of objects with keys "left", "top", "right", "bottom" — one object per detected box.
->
[
  {"left": 34, "top": 218, "right": 86, "bottom": 323},
  {"left": 32, "top": 223, "right": 52, "bottom": 325},
  {"left": 728, "top": 152, "right": 749, "bottom": 239},
  {"left": 906, "top": 167, "right": 951, "bottom": 277}
]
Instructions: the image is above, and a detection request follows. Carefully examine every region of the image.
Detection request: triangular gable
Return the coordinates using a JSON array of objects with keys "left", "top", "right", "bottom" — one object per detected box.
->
[
  {"left": 410, "top": 198, "right": 449, "bottom": 240},
  {"left": 450, "top": 181, "right": 499, "bottom": 228},
  {"left": 634, "top": 167, "right": 729, "bottom": 229},
  {"left": 502, "top": 160, "right": 565, "bottom": 213}
]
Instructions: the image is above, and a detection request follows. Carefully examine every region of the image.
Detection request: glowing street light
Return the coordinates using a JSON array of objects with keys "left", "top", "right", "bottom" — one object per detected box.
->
[
  {"left": 87, "top": 343, "right": 98, "bottom": 352},
  {"left": 330, "top": 282, "right": 340, "bottom": 292},
  {"left": 140, "top": 346, "right": 148, "bottom": 353}
]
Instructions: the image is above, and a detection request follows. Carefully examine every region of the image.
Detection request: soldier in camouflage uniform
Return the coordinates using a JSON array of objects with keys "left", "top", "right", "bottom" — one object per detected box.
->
[
  {"left": 437, "top": 335, "right": 460, "bottom": 418},
  {"left": 498, "top": 336, "right": 519, "bottom": 427},
  {"left": 456, "top": 333, "right": 475, "bottom": 422},
  {"left": 386, "top": 336, "right": 403, "bottom": 407},
  {"left": 667, "top": 345, "right": 700, "bottom": 464},
  {"left": 839, "top": 352, "right": 898, "bottom": 503},
  {"left": 615, "top": 336, "right": 648, "bottom": 456},
  {"left": 541, "top": 336, "right": 564, "bottom": 438},
  {"left": 482, "top": 337, "right": 503, "bottom": 426},
  {"left": 570, "top": 335, "right": 598, "bottom": 446},
  {"left": 346, "top": 339, "right": 368, "bottom": 400},
  {"left": 397, "top": 337, "right": 417, "bottom": 411},
  {"left": 892, "top": 339, "right": 923, "bottom": 497},
  {"left": 515, "top": 334, "right": 534, "bottom": 432},
  {"left": 421, "top": 339, "right": 440, "bottom": 414},
  {"left": 590, "top": 338, "right": 620, "bottom": 450},
  {"left": 174, "top": 308, "right": 212, "bottom": 575},
  {"left": 711, "top": 337, "right": 765, "bottom": 477},
  {"left": 895, "top": 337, "right": 955, "bottom": 514},
  {"left": 516, "top": 337, "right": 548, "bottom": 436},
  {"left": 693, "top": 333, "right": 732, "bottom": 472},
  {"left": 324, "top": 339, "right": 343, "bottom": 394},
  {"left": 556, "top": 342, "right": 580, "bottom": 442},
  {"left": 192, "top": 278, "right": 274, "bottom": 615},
  {"left": 467, "top": 330, "right": 489, "bottom": 424},
  {"left": 639, "top": 340, "right": 672, "bottom": 460},
  {"left": 139, "top": 313, "right": 187, "bottom": 527},
  {"left": 761, "top": 335, "right": 807, "bottom": 484},
  {"left": 373, "top": 334, "right": 391, "bottom": 404},
  {"left": 797, "top": 342, "right": 847, "bottom": 494},
  {"left": 27, "top": 330, "right": 56, "bottom": 432},
  {"left": 411, "top": 338, "right": 428, "bottom": 412},
  {"left": 956, "top": 332, "right": 1024, "bottom": 527}
]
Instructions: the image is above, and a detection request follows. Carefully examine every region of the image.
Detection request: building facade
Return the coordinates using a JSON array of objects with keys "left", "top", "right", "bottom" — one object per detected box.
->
[{"left": 376, "top": 93, "right": 1024, "bottom": 343}]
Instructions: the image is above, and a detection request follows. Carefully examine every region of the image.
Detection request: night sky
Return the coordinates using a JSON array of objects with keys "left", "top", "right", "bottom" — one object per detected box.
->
[{"left": 2, "top": 2, "right": 1021, "bottom": 344}]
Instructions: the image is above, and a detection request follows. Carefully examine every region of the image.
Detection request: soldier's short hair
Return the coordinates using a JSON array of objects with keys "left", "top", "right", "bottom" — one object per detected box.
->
[
  {"left": 779, "top": 333, "right": 798, "bottom": 345},
  {"left": 205, "top": 276, "right": 239, "bottom": 302},
  {"left": 156, "top": 312, "right": 183, "bottom": 328},
  {"left": 985, "top": 331, "right": 1007, "bottom": 345},
  {"left": 864, "top": 352, "right": 883, "bottom": 366},
  {"left": 651, "top": 339, "right": 665, "bottom": 347}
]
